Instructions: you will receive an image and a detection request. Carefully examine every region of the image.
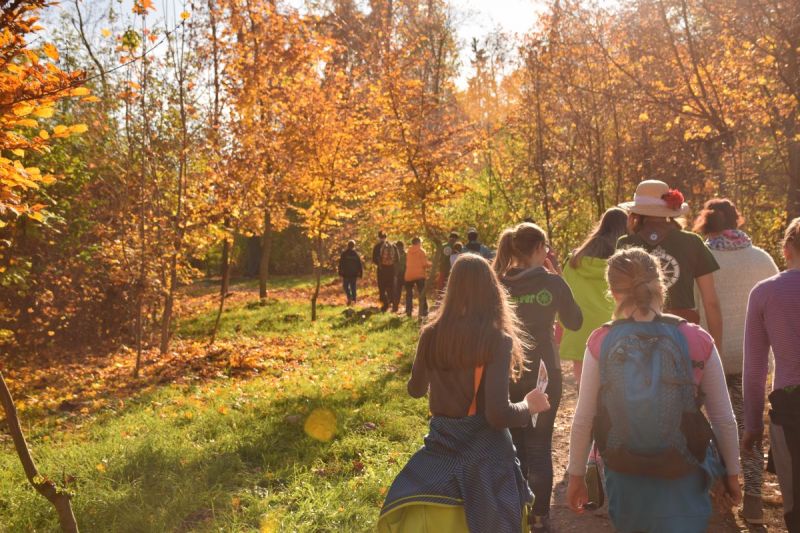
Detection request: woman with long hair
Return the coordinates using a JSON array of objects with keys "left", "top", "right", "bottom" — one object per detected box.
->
[
  {"left": 567, "top": 248, "right": 741, "bottom": 532},
  {"left": 561, "top": 207, "right": 628, "bottom": 387},
  {"left": 494, "top": 222, "right": 583, "bottom": 533},
  {"left": 378, "top": 253, "right": 550, "bottom": 533},
  {"left": 692, "top": 198, "right": 779, "bottom": 524}
]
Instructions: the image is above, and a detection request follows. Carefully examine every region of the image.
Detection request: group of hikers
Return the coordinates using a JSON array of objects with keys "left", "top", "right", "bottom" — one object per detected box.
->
[
  {"left": 368, "top": 180, "right": 799, "bottom": 533},
  {"left": 336, "top": 228, "right": 494, "bottom": 317}
]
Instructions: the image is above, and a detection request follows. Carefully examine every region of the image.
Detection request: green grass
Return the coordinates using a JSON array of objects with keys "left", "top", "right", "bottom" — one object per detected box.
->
[{"left": 0, "top": 291, "right": 425, "bottom": 532}]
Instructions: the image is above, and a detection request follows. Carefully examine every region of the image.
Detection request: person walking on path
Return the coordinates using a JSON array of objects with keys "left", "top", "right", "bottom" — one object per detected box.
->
[
  {"left": 392, "top": 240, "right": 406, "bottom": 313},
  {"left": 449, "top": 241, "right": 463, "bottom": 268},
  {"left": 617, "top": 180, "right": 724, "bottom": 348},
  {"left": 372, "top": 231, "right": 398, "bottom": 312},
  {"left": 378, "top": 253, "right": 551, "bottom": 533},
  {"left": 693, "top": 198, "right": 779, "bottom": 525},
  {"left": 742, "top": 217, "right": 800, "bottom": 533},
  {"left": 337, "top": 240, "right": 363, "bottom": 306},
  {"left": 436, "top": 231, "right": 459, "bottom": 291},
  {"left": 465, "top": 227, "right": 494, "bottom": 259},
  {"left": 404, "top": 237, "right": 431, "bottom": 318},
  {"left": 494, "top": 222, "right": 583, "bottom": 532},
  {"left": 560, "top": 207, "right": 628, "bottom": 388},
  {"left": 567, "top": 247, "right": 741, "bottom": 532}
]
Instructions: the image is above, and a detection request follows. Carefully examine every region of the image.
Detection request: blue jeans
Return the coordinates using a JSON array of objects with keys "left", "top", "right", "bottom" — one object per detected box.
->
[{"left": 343, "top": 277, "right": 358, "bottom": 303}]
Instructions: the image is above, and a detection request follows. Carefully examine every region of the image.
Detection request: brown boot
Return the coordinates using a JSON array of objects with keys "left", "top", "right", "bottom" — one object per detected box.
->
[{"left": 740, "top": 493, "right": 765, "bottom": 525}]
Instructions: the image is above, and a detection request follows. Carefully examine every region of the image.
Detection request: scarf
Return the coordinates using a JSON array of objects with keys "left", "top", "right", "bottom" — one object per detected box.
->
[{"left": 705, "top": 229, "right": 752, "bottom": 251}]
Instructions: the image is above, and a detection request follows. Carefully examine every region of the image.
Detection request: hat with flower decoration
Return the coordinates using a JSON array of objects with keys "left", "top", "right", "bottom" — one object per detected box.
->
[{"left": 619, "top": 180, "right": 690, "bottom": 218}]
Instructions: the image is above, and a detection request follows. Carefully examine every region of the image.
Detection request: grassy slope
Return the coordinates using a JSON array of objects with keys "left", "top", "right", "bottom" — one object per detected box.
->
[{"left": 0, "top": 287, "right": 425, "bottom": 532}]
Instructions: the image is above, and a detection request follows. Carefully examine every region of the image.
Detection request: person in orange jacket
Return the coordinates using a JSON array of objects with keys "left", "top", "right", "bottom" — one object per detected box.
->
[{"left": 404, "top": 237, "right": 431, "bottom": 318}]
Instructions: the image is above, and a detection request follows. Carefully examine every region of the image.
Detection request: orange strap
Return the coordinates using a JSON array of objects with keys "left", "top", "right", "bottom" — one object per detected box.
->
[{"left": 468, "top": 366, "right": 485, "bottom": 416}]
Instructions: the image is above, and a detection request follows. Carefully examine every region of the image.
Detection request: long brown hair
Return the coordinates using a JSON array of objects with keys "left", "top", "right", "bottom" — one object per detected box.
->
[
  {"left": 570, "top": 208, "right": 628, "bottom": 268},
  {"left": 606, "top": 248, "right": 666, "bottom": 318},
  {"left": 492, "top": 222, "right": 548, "bottom": 277},
  {"left": 419, "top": 253, "right": 528, "bottom": 380}
]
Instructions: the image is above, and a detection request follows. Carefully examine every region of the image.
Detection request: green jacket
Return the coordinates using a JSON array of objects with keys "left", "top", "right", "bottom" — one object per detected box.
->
[{"left": 559, "top": 256, "right": 614, "bottom": 361}]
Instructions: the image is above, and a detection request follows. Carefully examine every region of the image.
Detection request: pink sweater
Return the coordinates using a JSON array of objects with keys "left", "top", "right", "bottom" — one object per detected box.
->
[{"left": 743, "top": 269, "right": 800, "bottom": 432}]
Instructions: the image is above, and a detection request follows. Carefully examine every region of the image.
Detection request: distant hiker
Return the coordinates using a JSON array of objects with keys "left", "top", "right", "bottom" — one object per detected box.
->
[
  {"left": 617, "top": 180, "right": 723, "bottom": 347},
  {"left": 404, "top": 237, "right": 431, "bottom": 318},
  {"left": 464, "top": 227, "right": 494, "bottom": 259},
  {"left": 378, "top": 253, "right": 551, "bottom": 533},
  {"left": 449, "top": 241, "right": 463, "bottom": 268},
  {"left": 743, "top": 217, "right": 800, "bottom": 533},
  {"left": 337, "top": 240, "right": 363, "bottom": 306},
  {"left": 437, "top": 231, "right": 459, "bottom": 291},
  {"left": 372, "top": 231, "right": 398, "bottom": 312},
  {"left": 567, "top": 248, "right": 741, "bottom": 532},
  {"left": 494, "top": 222, "right": 583, "bottom": 532},
  {"left": 392, "top": 241, "right": 406, "bottom": 313},
  {"left": 561, "top": 207, "right": 628, "bottom": 387},
  {"left": 694, "top": 198, "right": 779, "bottom": 525}
]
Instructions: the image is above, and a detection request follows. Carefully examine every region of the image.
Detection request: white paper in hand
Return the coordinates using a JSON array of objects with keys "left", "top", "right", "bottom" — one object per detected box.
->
[{"left": 531, "top": 359, "right": 549, "bottom": 427}]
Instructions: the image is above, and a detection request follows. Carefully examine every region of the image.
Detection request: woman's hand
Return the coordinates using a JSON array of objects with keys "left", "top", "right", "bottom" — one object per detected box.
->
[
  {"left": 567, "top": 474, "right": 589, "bottom": 514},
  {"left": 711, "top": 474, "right": 742, "bottom": 511},
  {"left": 525, "top": 389, "right": 550, "bottom": 414}
]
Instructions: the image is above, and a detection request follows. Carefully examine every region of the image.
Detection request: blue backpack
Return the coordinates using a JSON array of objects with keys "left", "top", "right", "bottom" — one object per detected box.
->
[{"left": 593, "top": 316, "right": 717, "bottom": 479}]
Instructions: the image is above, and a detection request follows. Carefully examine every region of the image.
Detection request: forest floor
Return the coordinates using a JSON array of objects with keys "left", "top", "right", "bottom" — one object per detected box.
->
[{"left": 0, "top": 275, "right": 788, "bottom": 532}]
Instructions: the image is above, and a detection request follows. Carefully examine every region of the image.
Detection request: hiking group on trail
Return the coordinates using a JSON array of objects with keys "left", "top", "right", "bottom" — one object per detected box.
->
[{"left": 359, "top": 180, "right": 800, "bottom": 533}]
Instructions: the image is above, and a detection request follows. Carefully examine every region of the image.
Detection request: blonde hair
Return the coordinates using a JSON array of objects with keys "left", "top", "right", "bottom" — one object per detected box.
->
[
  {"left": 606, "top": 248, "right": 666, "bottom": 318},
  {"left": 784, "top": 217, "right": 800, "bottom": 254},
  {"left": 492, "top": 222, "right": 548, "bottom": 277},
  {"left": 419, "top": 253, "right": 529, "bottom": 380}
]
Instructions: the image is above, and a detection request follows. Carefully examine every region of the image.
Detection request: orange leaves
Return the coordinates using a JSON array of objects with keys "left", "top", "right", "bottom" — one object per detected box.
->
[
  {"left": 0, "top": 4, "right": 90, "bottom": 227},
  {"left": 132, "top": 0, "right": 155, "bottom": 15}
]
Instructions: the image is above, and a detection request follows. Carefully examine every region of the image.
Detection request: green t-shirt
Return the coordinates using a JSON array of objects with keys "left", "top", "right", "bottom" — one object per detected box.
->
[{"left": 617, "top": 229, "right": 719, "bottom": 309}]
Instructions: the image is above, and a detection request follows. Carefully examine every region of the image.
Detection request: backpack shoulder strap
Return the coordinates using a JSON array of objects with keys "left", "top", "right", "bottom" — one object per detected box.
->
[{"left": 656, "top": 313, "right": 687, "bottom": 327}]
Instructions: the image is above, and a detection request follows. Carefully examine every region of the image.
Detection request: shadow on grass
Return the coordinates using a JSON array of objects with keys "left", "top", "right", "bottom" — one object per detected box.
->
[{"left": 72, "top": 362, "right": 417, "bottom": 532}]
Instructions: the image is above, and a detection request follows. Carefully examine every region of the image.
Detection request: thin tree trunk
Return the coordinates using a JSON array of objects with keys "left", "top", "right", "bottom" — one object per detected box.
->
[
  {"left": 134, "top": 13, "right": 150, "bottom": 378},
  {"left": 310, "top": 236, "right": 322, "bottom": 321},
  {"left": 0, "top": 373, "right": 79, "bottom": 532},
  {"left": 209, "top": 233, "right": 232, "bottom": 347},
  {"left": 258, "top": 209, "right": 273, "bottom": 303}
]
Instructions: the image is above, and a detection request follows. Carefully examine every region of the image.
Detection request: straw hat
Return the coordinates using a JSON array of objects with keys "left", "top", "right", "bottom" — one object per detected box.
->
[{"left": 619, "top": 180, "right": 690, "bottom": 218}]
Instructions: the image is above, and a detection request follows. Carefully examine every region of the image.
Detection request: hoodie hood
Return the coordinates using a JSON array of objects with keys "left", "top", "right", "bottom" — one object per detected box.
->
[
  {"left": 502, "top": 266, "right": 548, "bottom": 284},
  {"left": 566, "top": 256, "right": 608, "bottom": 281}
]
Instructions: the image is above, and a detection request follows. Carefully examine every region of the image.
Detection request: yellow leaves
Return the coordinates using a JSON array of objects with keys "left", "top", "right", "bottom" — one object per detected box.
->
[
  {"left": 53, "top": 125, "right": 68, "bottom": 135},
  {"left": 42, "top": 43, "right": 59, "bottom": 61},
  {"left": 39, "top": 129, "right": 49, "bottom": 140},
  {"left": 71, "top": 87, "right": 90, "bottom": 96},
  {"left": 33, "top": 106, "right": 54, "bottom": 118},
  {"left": 11, "top": 149, "right": 24, "bottom": 157},
  {"left": 101, "top": 28, "right": 112, "bottom": 38},
  {"left": 180, "top": 11, "right": 191, "bottom": 20},
  {"left": 16, "top": 118, "right": 38, "bottom": 128},
  {"left": 13, "top": 104, "right": 34, "bottom": 116},
  {"left": 95, "top": 463, "right": 107, "bottom": 473},
  {"left": 638, "top": 112, "right": 649, "bottom": 122},
  {"left": 70, "top": 124, "right": 89, "bottom": 134}
]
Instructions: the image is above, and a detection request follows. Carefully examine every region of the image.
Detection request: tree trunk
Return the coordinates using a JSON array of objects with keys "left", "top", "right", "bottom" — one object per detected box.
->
[
  {"left": 258, "top": 210, "right": 273, "bottom": 303},
  {"left": 786, "top": 116, "right": 800, "bottom": 220},
  {"left": 310, "top": 237, "right": 322, "bottom": 321},
  {"left": 0, "top": 373, "right": 79, "bottom": 532},
  {"left": 209, "top": 235, "right": 232, "bottom": 346}
]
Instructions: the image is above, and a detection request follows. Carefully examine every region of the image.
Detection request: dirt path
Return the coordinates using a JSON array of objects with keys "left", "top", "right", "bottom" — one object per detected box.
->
[{"left": 550, "top": 361, "right": 787, "bottom": 532}]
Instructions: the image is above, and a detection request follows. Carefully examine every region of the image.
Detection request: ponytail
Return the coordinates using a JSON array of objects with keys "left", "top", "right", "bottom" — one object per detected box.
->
[
  {"left": 606, "top": 248, "right": 665, "bottom": 318},
  {"left": 493, "top": 229, "right": 515, "bottom": 276},
  {"left": 493, "top": 223, "right": 548, "bottom": 276}
]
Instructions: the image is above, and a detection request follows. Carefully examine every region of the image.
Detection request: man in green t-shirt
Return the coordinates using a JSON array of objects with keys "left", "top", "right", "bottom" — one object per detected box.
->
[{"left": 617, "top": 180, "right": 722, "bottom": 347}]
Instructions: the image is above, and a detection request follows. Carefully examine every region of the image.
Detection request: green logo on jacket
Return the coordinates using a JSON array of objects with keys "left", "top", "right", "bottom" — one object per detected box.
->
[{"left": 511, "top": 289, "right": 553, "bottom": 307}]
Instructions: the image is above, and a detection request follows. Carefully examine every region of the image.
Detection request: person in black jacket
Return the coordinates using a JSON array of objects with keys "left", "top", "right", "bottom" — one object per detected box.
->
[
  {"left": 493, "top": 222, "right": 583, "bottom": 533},
  {"left": 338, "top": 240, "right": 363, "bottom": 306},
  {"left": 372, "top": 231, "right": 398, "bottom": 312}
]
